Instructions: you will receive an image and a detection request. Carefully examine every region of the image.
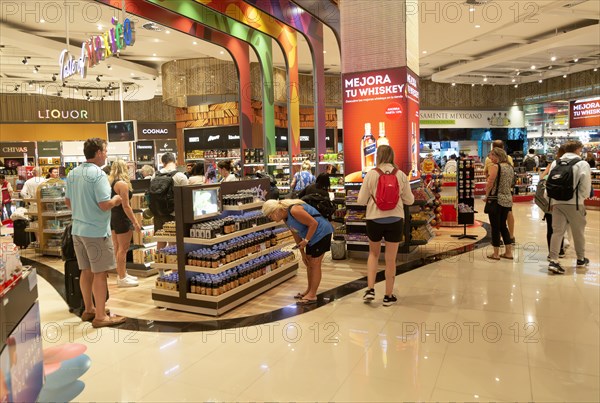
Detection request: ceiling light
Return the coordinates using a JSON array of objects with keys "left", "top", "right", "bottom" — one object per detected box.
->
[
  {"left": 33, "top": 66, "right": 39, "bottom": 73},
  {"left": 97, "top": 24, "right": 103, "bottom": 30},
  {"left": 22, "top": 57, "right": 30, "bottom": 64},
  {"left": 538, "top": 79, "right": 543, "bottom": 83},
  {"left": 550, "top": 55, "right": 557, "bottom": 62},
  {"left": 471, "top": 83, "right": 475, "bottom": 87},
  {"left": 192, "top": 41, "right": 197, "bottom": 45},
  {"left": 573, "top": 58, "right": 578, "bottom": 62},
  {"left": 594, "top": 68, "right": 598, "bottom": 72},
  {"left": 483, "top": 76, "right": 488, "bottom": 82},
  {"left": 475, "top": 25, "right": 481, "bottom": 28},
  {"left": 130, "top": 72, "right": 134, "bottom": 76},
  {"left": 323, "top": 50, "right": 327, "bottom": 54},
  {"left": 422, "top": 50, "right": 427, "bottom": 54},
  {"left": 152, "top": 53, "right": 157, "bottom": 57},
  {"left": 165, "top": 30, "right": 170, "bottom": 34},
  {"left": 220, "top": 51, "right": 224, "bottom": 55},
  {"left": 548, "top": 66, "right": 553, "bottom": 70},
  {"left": 451, "top": 82, "right": 456, "bottom": 86},
  {"left": 40, "top": 19, "right": 45, "bottom": 23},
  {"left": 511, "top": 78, "right": 516, "bottom": 83},
  {"left": 469, "top": 7, "right": 475, "bottom": 12},
  {"left": 28, "top": 81, "right": 33, "bottom": 88},
  {"left": 563, "top": 74, "right": 567, "bottom": 78},
  {"left": 514, "top": 84, "right": 518, "bottom": 88},
  {"left": 531, "top": 65, "right": 536, "bottom": 70},
  {"left": 516, "top": 71, "right": 520, "bottom": 76},
  {"left": 52, "top": 73, "right": 56, "bottom": 81}
]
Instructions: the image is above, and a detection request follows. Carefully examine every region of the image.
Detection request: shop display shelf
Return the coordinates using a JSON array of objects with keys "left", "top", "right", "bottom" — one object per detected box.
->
[
  {"left": 184, "top": 241, "right": 294, "bottom": 275},
  {"left": 267, "top": 162, "right": 289, "bottom": 166},
  {"left": 43, "top": 228, "right": 65, "bottom": 234},
  {"left": 131, "top": 242, "right": 157, "bottom": 249},
  {"left": 142, "top": 225, "right": 154, "bottom": 230},
  {"left": 184, "top": 221, "right": 282, "bottom": 246},
  {"left": 152, "top": 262, "right": 177, "bottom": 271},
  {"left": 153, "top": 235, "right": 176, "bottom": 242},
  {"left": 152, "top": 288, "right": 179, "bottom": 298},
  {"left": 41, "top": 210, "right": 71, "bottom": 217},
  {"left": 186, "top": 260, "right": 298, "bottom": 303},
  {"left": 318, "top": 161, "right": 344, "bottom": 165},
  {"left": 23, "top": 198, "right": 36, "bottom": 203},
  {"left": 222, "top": 201, "right": 264, "bottom": 211},
  {"left": 35, "top": 247, "right": 61, "bottom": 256},
  {"left": 25, "top": 212, "right": 38, "bottom": 216},
  {"left": 40, "top": 198, "right": 65, "bottom": 202},
  {"left": 243, "top": 163, "right": 265, "bottom": 167},
  {"left": 24, "top": 228, "right": 38, "bottom": 232},
  {"left": 345, "top": 221, "right": 366, "bottom": 226},
  {"left": 345, "top": 202, "right": 365, "bottom": 207},
  {"left": 411, "top": 215, "right": 434, "bottom": 227}
]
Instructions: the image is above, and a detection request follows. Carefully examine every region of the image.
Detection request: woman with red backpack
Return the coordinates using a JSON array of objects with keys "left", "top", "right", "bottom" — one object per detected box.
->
[
  {"left": 1, "top": 174, "right": 13, "bottom": 221},
  {"left": 357, "top": 145, "right": 415, "bottom": 306}
]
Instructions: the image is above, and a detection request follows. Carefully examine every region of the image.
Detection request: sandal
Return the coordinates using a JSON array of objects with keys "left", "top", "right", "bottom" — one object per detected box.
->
[
  {"left": 293, "top": 292, "right": 306, "bottom": 300},
  {"left": 487, "top": 255, "right": 500, "bottom": 261},
  {"left": 81, "top": 309, "right": 111, "bottom": 322},
  {"left": 499, "top": 254, "right": 514, "bottom": 260},
  {"left": 296, "top": 298, "right": 318, "bottom": 306}
]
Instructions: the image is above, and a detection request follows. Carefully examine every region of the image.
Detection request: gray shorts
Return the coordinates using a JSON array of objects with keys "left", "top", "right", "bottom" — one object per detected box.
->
[{"left": 73, "top": 235, "right": 116, "bottom": 273}]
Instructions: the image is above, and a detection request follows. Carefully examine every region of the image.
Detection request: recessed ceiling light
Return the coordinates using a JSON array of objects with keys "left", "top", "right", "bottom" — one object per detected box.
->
[
  {"left": 550, "top": 55, "right": 556, "bottom": 62},
  {"left": 192, "top": 41, "right": 197, "bottom": 45},
  {"left": 514, "top": 84, "right": 518, "bottom": 88},
  {"left": 483, "top": 76, "right": 488, "bottom": 82},
  {"left": 511, "top": 78, "right": 516, "bottom": 82},
  {"left": 422, "top": 50, "right": 427, "bottom": 54},
  {"left": 152, "top": 53, "right": 157, "bottom": 56},
  {"left": 531, "top": 65, "right": 537, "bottom": 70},
  {"left": 563, "top": 74, "right": 567, "bottom": 78},
  {"left": 573, "top": 58, "right": 578, "bottom": 62},
  {"left": 165, "top": 30, "right": 170, "bottom": 34},
  {"left": 469, "top": 7, "right": 475, "bottom": 12},
  {"left": 475, "top": 25, "right": 481, "bottom": 28},
  {"left": 220, "top": 51, "right": 224, "bottom": 55},
  {"left": 40, "top": 19, "right": 45, "bottom": 23},
  {"left": 471, "top": 83, "right": 475, "bottom": 87},
  {"left": 98, "top": 24, "right": 103, "bottom": 30},
  {"left": 594, "top": 68, "right": 598, "bottom": 72},
  {"left": 451, "top": 82, "right": 456, "bottom": 86},
  {"left": 130, "top": 72, "right": 135, "bottom": 76},
  {"left": 538, "top": 79, "right": 543, "bottom": 83}
]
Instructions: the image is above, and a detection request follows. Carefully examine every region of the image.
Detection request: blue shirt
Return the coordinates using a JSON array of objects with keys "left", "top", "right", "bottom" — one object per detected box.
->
[
  {"left": 286, "top": 203, "right": 333, "bottom": 246},
  {"left": 65, "top": 162, "right": 112, "bottom": 237},
  {"left": 293, "top": 171, "right": 315, "bottom": 191}
]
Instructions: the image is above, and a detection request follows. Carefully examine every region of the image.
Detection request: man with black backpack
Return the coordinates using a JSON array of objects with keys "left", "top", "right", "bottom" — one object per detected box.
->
[
  {"left": 546, "top": 141, "right": 591, "bottom": 274},
  {"left": 523, "top": 149, "right": 539, "bottom": 172},
  {"left": 150, "top": 153, "right": 189, "bottom": 251}
]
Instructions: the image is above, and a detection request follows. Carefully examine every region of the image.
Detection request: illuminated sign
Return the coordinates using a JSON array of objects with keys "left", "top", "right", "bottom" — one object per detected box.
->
[
  {"left": 570, "top": 97, "right": 600, "bottom": 128},
  {"left": 37, "top": 109, "right": 89, "bottom": 119},
  {"left": 59, "top": 17, "right": 135, "bottom": 82}
]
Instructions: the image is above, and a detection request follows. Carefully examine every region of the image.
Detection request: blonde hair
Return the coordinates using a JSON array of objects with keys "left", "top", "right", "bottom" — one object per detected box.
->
[
  {"left": 140, "top": 164, "right": 155, "bottom": 178},
  {"left": 262, "top": 199, "right": 305, "bottom": 218},
  {"left": 376, "top": 145, "right": 397, "bottom": 168},
  {"left": 489, "top": 147, "right": 508, "bottom": 163},
  {"left": 108, "top": 159, "right": 132, "bottom": 190},
  {"left": 301, "top": 160, "right": 312, "bottom": 171}
]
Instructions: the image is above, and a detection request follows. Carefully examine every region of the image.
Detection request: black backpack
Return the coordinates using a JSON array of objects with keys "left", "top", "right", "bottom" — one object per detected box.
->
[
  {"left": 523, "top": 155, "right": 537, "bottom": 171},
  {"left": 61, "top": 223, "right": 76, "bottom": 261},
  {"left": 148, "top": 171, "right": 177, "bottom": 216},
  {"left": 301, "top": 193, "right": 336, "bottom": 220},
  {"left": 546, "top": 158, "right": 581, "bottom": 203}
]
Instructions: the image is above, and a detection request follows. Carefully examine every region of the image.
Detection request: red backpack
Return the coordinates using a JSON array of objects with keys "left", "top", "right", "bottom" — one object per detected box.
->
[{"left": 374, "top": 168, "right": 400, "bottom": 210}]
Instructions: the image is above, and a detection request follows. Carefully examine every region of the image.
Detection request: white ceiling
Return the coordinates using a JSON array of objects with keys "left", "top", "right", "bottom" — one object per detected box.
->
[{"left": 0, "top": 0, "right": 598, "bottom": 102}]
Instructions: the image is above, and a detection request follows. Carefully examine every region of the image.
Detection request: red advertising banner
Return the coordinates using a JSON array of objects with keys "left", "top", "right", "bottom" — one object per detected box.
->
[
  {"left": 570, "top": 97, "right": 600, "bottom": 128},
  {"left": 342, "top": 67, "right": 420, "bottom": 182}
]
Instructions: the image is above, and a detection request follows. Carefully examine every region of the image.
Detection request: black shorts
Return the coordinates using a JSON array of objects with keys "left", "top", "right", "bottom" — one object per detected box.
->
[
  {"left": 111, "top": 218, "right": 133, "bottom": 234},
  {"left": 366, "top": 219, "right": 404, "bottom": 243},
  {"left": 306, "top": 233, "right": 332, "bottom": 258}
]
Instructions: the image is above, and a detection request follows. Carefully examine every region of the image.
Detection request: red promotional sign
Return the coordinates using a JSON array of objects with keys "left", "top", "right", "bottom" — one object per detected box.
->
[
  {"left": 570, "top": 97, "right": 600, "bottom": 128},
  {"left": 342, "top": 67, "right": 420, "bottom": 182}
]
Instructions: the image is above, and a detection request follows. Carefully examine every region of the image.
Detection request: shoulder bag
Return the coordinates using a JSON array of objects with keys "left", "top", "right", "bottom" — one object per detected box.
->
[{"left": 484, "top": 163, "right": 502, "bottom": 215}]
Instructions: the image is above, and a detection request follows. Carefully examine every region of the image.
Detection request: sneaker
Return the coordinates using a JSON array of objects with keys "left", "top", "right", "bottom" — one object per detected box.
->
[
  {"left": 382, "top": 294, "right": 398, "bottom": 306},
  {"left": 548, "top": 261, "right": 565, "bottom": 275},
  {"left": 126, "top": 273, "right": 138, "bottom": 280},
  {"left": 576, "top": 257, "right": 590, "bottom": 267},
  {"left": 559, "top": 250, "right": 566, "bottom": 258},
  {"left": 363, "top": 288, "right": 375, "bottom": 302},
  {"left": 117, "top": 276, "right": 139, "bottom": 288}
]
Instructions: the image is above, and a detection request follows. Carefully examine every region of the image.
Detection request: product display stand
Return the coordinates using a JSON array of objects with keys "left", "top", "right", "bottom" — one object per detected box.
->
[
  {"left": 127, "top": 180, "right": 157, "bottom": 277},
  {"left": 151, "top": 178, "right": 298, "bottom": 316},
  {"left": 452, "top": 157, "right": 477, "bottom": 240},
  {"left": 32, "top": 178, "right": 71, "bottom": 256}
]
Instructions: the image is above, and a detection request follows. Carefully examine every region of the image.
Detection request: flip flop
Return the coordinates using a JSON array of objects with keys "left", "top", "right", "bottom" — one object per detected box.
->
[
  {"left": 487, "top": 255, "right": 501, "bottom": 260},
  {"left": 499, "top": 254, "right": 514, "bottom": 260},
  {"left": 293, "top": 292, "right": 306, "bottom": 300},
  {"left": 296, "top": 298, "right": 318, "bottom": 306}
]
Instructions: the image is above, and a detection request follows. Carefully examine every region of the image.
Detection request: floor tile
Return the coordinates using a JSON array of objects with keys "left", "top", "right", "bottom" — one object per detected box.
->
[
  {"left": 527, "top": 339, "right": 600, "bottom": 376},
  {"left": 530, "top": 367, "right": 600, "bottom": 402},
  {"left": 331, "top": 372, "right": 435, "bottom": 402},
  {"left": 141, "top": 380, "right": 238, "bottom": 402}
]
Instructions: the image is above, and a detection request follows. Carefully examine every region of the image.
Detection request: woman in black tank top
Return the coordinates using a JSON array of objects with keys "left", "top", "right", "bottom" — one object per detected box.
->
[{"left": 108, "top": 160, "right": 142, "bottom": 287}]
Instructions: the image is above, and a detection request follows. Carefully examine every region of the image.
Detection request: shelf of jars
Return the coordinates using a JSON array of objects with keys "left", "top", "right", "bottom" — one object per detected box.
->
[
  {"left": 150, "top": 178, "right": 299, "bottom": 316},
  {"left": 30, "top": 179, "right": 71, "bottom": 256}
]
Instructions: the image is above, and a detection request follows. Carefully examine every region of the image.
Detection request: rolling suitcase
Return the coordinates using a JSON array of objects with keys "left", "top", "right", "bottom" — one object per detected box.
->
[{"left": 64, "top": 258, "right": 109, "bottom": 316}]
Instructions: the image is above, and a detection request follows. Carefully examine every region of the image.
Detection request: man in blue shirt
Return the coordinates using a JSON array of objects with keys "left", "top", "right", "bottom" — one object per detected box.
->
[{"left": 65, "top": 138, "right": 125, "bottom": 328}]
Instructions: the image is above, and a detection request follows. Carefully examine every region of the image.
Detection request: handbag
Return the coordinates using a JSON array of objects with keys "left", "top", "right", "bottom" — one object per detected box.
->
[{"left": 484, "top": 164, "right": 501, "bottom": 215}]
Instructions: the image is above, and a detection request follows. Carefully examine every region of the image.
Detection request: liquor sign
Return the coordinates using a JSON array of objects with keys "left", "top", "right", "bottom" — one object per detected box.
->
[
  {"left": 0, "top": 142, "right": 36, "bottom": 157},
  {"left": 37, "top": 141, "right": 61, "bottom": 157},
  {"left": 183, "top": 126, "right": 240, "bottom": 151},
  {"left": 342, "top": 67, "right": 417, "bottom": 181},
  {"left": 135, "top": 141, "right": 155, "bottom": 163},
  {"left": 59, "top": 17, "right": 136, "bottom": 82},
  {"left": 156, "top": 140, "right": 177, "bottom": 154},
  {"left": 570, "top": 97, "right": 600, "bottom": 128},
  {"left": 138, "top": 122, "right": 177, "bottom": 140},
  {"left": 37, "top": 109, "right": 89, "bottom": 120}
]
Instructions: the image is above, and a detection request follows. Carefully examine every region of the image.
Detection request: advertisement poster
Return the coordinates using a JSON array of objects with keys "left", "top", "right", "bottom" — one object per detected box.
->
[
  {"left": 570, "top": 97, "right": 600, "bottom": 129},
  {"left": 0, "top": 303, "right": 44, "bottom": 403},
  {"left": 342, "top": 67, "right": 419, "bottom": 182}
]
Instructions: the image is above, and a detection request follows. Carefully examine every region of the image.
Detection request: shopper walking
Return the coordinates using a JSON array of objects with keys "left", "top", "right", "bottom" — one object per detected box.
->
[
  {"left": 484, "top": 147, "right": 514, "bottom": 260},
  {"left": 217, "top": 160, "right": 238, "bottom": 182},
  {"left": 0, "top": 174, "right": 13, "bottom": 221},
  {"left": 65, "top": 138, "right": 125, "bottom": 328},
  {"left": 290, "top": 160, "right": 315, "bottom": 193},
  {"left": 262, "top": 198, "right": 333, "bottom": 305},
  {"left": 540, "top": 145, "right": 566, "bottom": 259},
  {"left": 523, "top": 148, "right": 539, "bottom": 171},
  {"left": 484, "top": 140, "right": 515, "bottom": 243},
  {"left": 357, "top": 145, "right": 415, "bottom": 306},
  {"left": 108, "top": 160, "right": 141, "bottom": 288},
  {"left": 547, "top": 141, "right": 592, "bottom": 274}
]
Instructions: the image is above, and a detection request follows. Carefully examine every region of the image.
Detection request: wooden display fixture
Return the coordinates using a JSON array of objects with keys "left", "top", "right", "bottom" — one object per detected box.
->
[
  {"left": 150, "top": 178, "right": 298, "bottom": 316},
  {"left": 31, "top": 178, "right": 71, "bottom": 256}
]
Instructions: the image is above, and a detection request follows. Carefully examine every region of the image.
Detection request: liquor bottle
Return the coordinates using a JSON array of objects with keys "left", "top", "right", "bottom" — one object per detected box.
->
[
  {"left": 361, "top": 123, "right": 376, "bottom": 173},
  {"left": 376, "top": 122, "right": 389, "bottom": 147}
]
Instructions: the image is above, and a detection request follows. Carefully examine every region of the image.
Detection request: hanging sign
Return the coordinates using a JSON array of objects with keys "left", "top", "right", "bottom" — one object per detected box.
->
[
  {"left": 37, "top": 141, "right": 61, "bottom": 157},
  {"left": 59, "top": 17, "right": 136, "bottom": 82},
  {"left": 156, "top": 140, "right": 177, "bottom": 153},
  {"left": 138, "top": 122, "right": 177, "bottom": 140}
]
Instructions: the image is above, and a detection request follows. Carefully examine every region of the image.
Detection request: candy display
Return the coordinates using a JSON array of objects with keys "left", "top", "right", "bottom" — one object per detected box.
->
[{"left": 155, "top": 221, "right": 176, "bottom": 237}]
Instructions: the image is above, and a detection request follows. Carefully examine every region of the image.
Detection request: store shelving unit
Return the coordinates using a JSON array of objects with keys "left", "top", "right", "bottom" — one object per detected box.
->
[
  {"left": 452, "top": 157, "right": 477, "bottom": 240},
  {"left": 150, "top": 178, "right": 298, "bottom": 316},
  {"left": 128, "top": 181, "right": 157, "bottom": 277},
  {"left": 31, "top": 178, "right": 70, "bottom": 256}
]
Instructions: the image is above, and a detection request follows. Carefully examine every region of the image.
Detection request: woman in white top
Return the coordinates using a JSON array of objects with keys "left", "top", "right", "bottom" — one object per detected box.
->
[
  {"left": 357, "top": 145, "right": 415, "bottom": 306},
  {"left": 188, "top": 162, "right": 205, "bottom": 185},
  {"left": 217, "top": 160, "right": 238, "bottom": 182}
]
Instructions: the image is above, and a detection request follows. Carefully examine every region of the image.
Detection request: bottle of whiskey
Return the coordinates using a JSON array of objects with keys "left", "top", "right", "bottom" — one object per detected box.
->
[
  {"left": 361, "top": 123, "right": 376, "bottom": 173},
  {"left": 376, "top": 122, "right": 389, "bottom": 147}
]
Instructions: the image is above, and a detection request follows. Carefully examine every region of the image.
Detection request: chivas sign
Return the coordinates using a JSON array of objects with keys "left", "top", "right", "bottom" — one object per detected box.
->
[{"left": 59, "top": 17, "right": 135, "bottom": 82}]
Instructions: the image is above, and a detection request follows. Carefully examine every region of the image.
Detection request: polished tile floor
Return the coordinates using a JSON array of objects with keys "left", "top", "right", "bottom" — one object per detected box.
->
[{"left": 34, "top": 200, "right": 599, "bottom": 402}]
